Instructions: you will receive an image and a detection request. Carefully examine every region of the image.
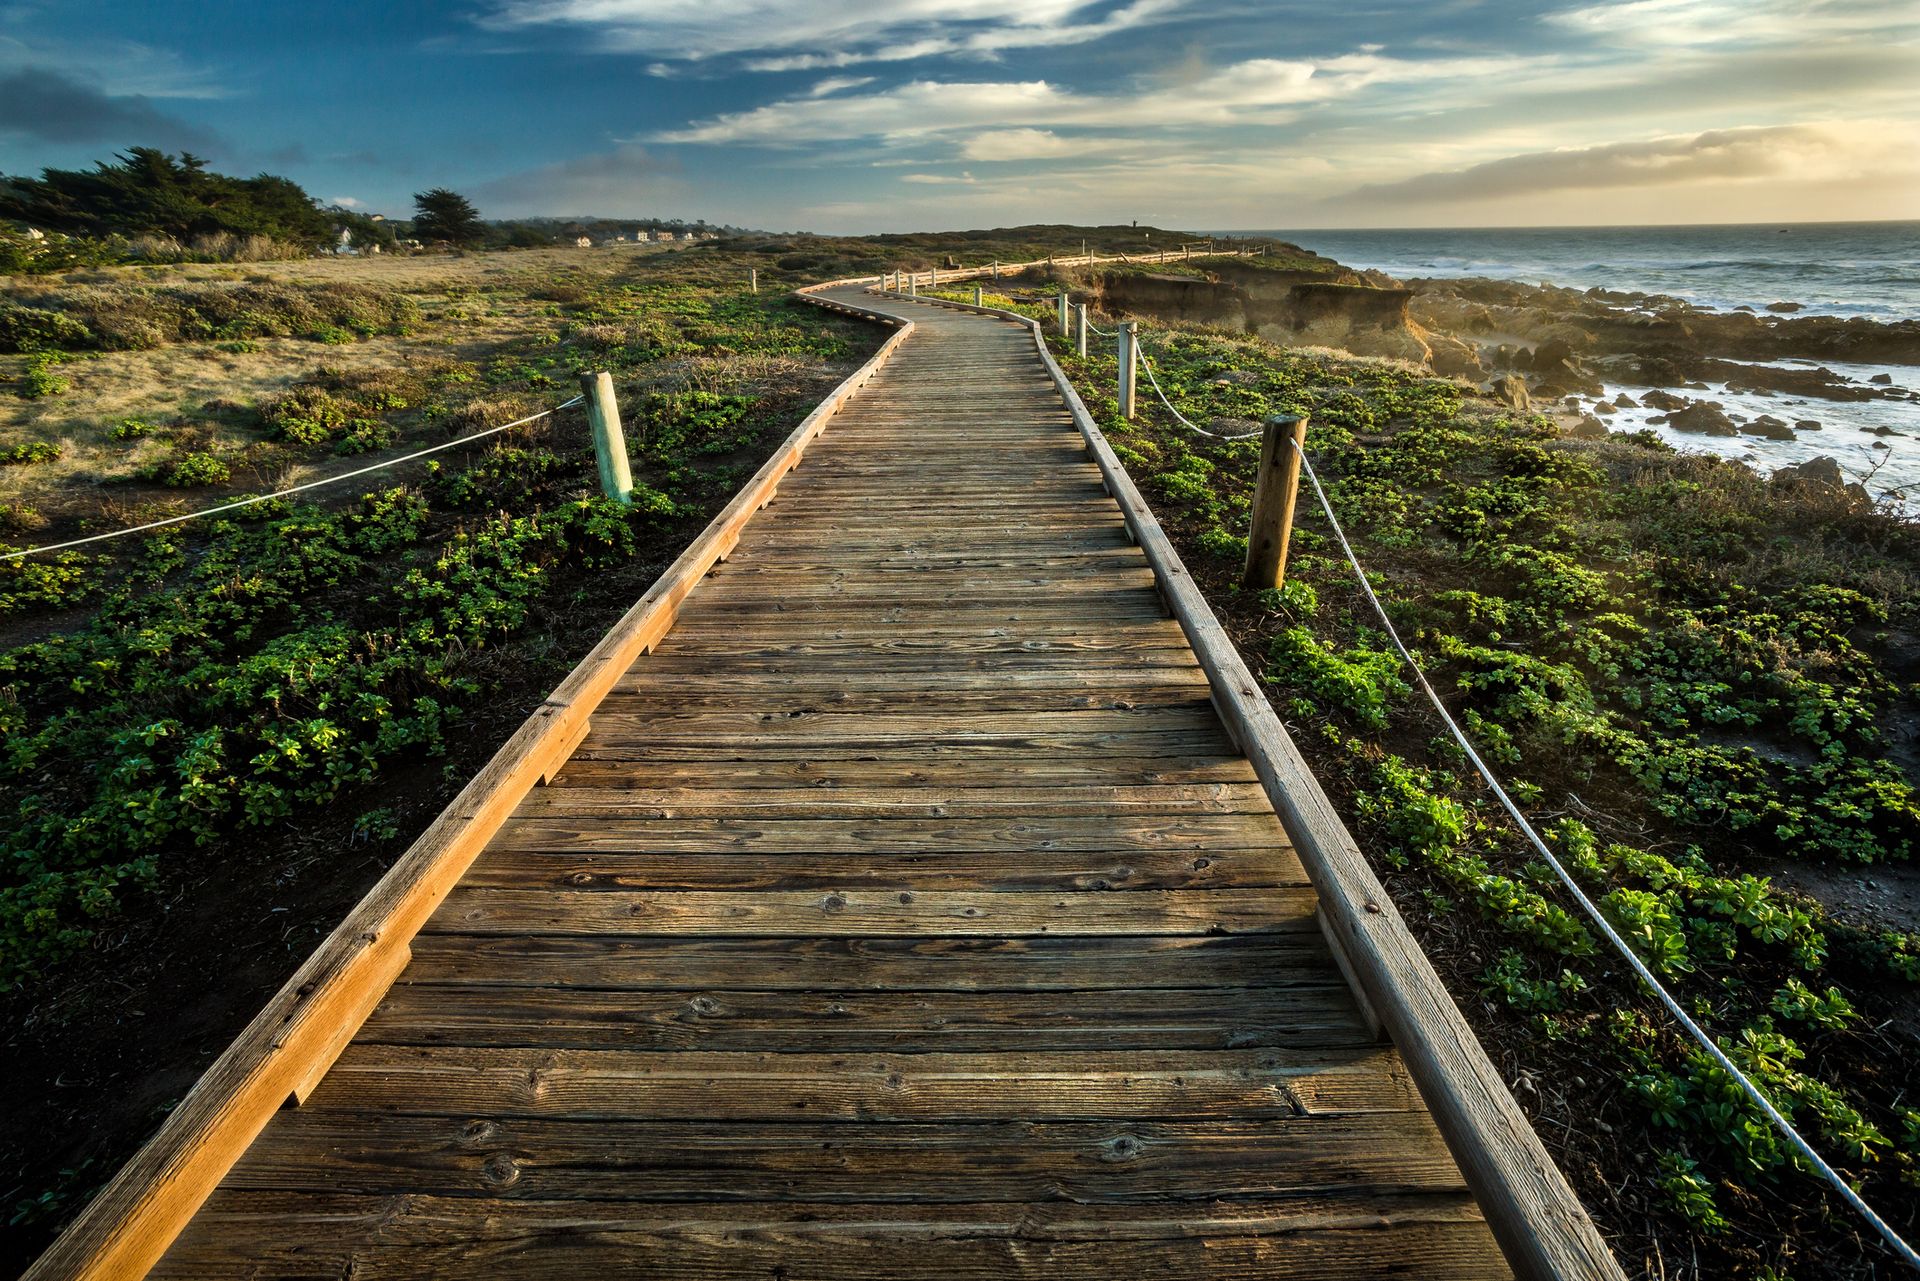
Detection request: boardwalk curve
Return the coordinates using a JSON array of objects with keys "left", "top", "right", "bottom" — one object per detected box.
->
[{"left": 28, "top": 280, "right": 1615, "bottom": 1280}]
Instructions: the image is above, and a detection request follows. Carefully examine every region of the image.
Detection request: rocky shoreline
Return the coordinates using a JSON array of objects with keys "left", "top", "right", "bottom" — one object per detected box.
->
[{"left": 1066, "top": 248, "right": 1920, "bottom": 510}]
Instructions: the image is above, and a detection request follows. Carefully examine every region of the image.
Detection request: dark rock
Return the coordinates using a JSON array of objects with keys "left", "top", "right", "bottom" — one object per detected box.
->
[
  {"left": 1428, "top": 333, "right": 1485, "bottom": 379},
  {"left": 1766, "top": 302, "right": 1804, "bottom": 313},
  {"left": 1613, "top": 392, "right": 1638, "bottom": 408},
  {"left": 1530, "top": 337, "right": 1578, "bottom": 370},
  {"left": 1668, "top": 402, "right": 1739, "bottom": 436},
  {"left": 1487, "top": 373, "right": 1530, "bottom": 411},
  {"left": 1564, "top": 413, "right": 1610, "bottom": 440},
  {"left": 1740, "top": 415, "right": 1796, "bottom": 441},
  {"left": 1775, "top": 455, "right": 1846, "bottom": 488},
  {"left": 1871, "top": 372, "right": 1894, "bottom": 384},
  {"left": 1593, "top": 400, "right": 1617, "bottom": 415},
  {"left": 1642, "top": 389, "right": 1688, "bottom": 411},
  {"left": 1536, "top": 358, "right": 1604, "bottom": 397},
  {"left": 1715, "top": 360, "right": 1874, "bottom": 400},
  {"left": 1795, "top": 419, "right": 1822, "bottom": 430}
]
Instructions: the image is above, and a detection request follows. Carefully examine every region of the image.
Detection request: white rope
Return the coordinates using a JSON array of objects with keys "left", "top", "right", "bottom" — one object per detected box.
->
[
  {"left": 1287, "top": 436, "right": 1920, "bottom": 1272},
  {"left": 2, "top": 395, "right": 586, "bottom": 563},
  {"left": 1136, "top": 345, "right": 1261, "bottom": 441}
]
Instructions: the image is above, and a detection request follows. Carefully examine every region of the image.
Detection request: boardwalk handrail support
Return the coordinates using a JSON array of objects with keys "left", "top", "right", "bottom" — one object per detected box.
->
[
  {"left": 1117, "top": 321, "right": 1138, "bottom": 420},
  {"left": 1242, "top": 413, "right": 1308, "bottom": 591},
  {"left": 850, "top": 279, "right": 1625, "bottom": 1281},
  {"left": 581, "top": 371, "right": 633, "bottom": 504}
]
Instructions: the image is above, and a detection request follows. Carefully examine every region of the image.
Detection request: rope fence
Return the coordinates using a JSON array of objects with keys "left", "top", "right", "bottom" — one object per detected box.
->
[
  {"left": 1, "top": 394, "right": 585, "bottom": 563},
  {"left": 1287, "top": 437, "right": 1920, "bottom": 1272},
  {"left": 1134, "top": 344, "right": 1261, "bottom": 441}
]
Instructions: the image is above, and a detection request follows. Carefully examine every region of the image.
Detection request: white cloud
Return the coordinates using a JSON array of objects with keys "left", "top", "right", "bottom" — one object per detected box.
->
[
  {"left": 809, "top": 76, "right": 875, "bottom": 97},
  {"left": 659, "top": 52, "right": 1523, "bottom": 146},
  {"left": 960, "top": 128, "right": 1073, "bottom": 160},
  {"left": 1543, "top": 0, "right": 1918, "bottom": 47},
  {"left": 327, "top": 195, "right": 364, "bottom": 207},
  {"left": 1330, "top": 121, "right": 1920, "bottom": 204},
  {"left": 901, "top": 170, "right": 977, "bottom": 183},
  {"left": 483, "top": 0, "right": 1184, "bottom": 69}
]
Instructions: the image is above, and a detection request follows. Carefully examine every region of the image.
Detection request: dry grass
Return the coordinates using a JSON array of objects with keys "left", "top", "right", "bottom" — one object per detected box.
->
[{"left": 0, "top": 243, "right": 682, "bottom": 528}]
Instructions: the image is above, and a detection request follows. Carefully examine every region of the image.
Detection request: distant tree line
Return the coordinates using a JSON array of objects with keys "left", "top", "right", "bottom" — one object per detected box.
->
[
  {"left": 0, "top": 148, "right": 391, "bottom": 253},
  {"left": 0, "top": 147, "right": 752, "bottom": 270}
]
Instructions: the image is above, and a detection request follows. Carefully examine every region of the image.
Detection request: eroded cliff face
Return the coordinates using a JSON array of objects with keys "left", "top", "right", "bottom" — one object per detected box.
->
[{"left": 1088, "top": 264, "right": 1482, "bottom": 376}]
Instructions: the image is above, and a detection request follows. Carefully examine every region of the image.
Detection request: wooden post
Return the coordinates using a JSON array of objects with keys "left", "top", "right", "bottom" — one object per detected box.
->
[
  {"left": 909, "top": 274, "right": 918, "bottom": 297},
  {"left": 581, "top": 372, "right": 633, "bottom": 505},
  {"left": 1082, "top": 238, "right": 1089, "bottom": 265},
  {"left": 749, "top": 267, "right": 758, "bottom": 293},
  {"left": 992, "top": 260, "right": 1000, "bottom": 279},
  {"left": 1075, "top": 303, "right": 1088, "bottom": 358},
  {"left": 1118, "top": 322, "right": 1138, "bottom": 420},
  {"left": 972, "top": 285, "right": 983, "bottom": 306},
  {"left": 1058, "top": 292, "right": 1070, "bottom": 336},
  {"left": 1242, "top": 414, "right": 1310, "bottom": 591}
]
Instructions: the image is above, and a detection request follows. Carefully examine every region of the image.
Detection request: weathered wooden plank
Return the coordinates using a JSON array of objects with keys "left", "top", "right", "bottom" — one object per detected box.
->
[
  {"left": 426, "top": 887, "right": 1316, "bottom": 937},
  {"left": 512, "top": 780, "right": 1278, "bottom": 819},
  {"left": 358, "top": 984, "right": 1364, "bottom": 1052},
  {"left": 156, "top": 1194, "right": 1504, "bottom": 1280},
  {"left": 563, "top": 731, "right": 1237, "bottom": 763},
  {"left": 306, "top": 1044, "right": 1418, "bottom": 1119},
  {"left": 162, "top": 1188, "right": 1493, "bottom": 1245},
  {"left": 611, "top": 668, "right": 1212, "bottom": 696},
  {"left": 593, "top": 686, "right": 1209, "bottom": 713},
  {"left": 545, "top": 754, "right": 1260, "bottom": 789},
  {"left": 215, "top": 1115, "right": 1472, "bottom": 1201},
  {"left": 455, "top": 848, "right": 1299, "bottom": 893},
  {"left": 484, "top": 814, "right": 1291, "bottom": 855},
  {"left": 400, "top": 933, "right": 1327, "bottom": 992},
  {"left": 583, "top": 706, "right": 1221, "bottom": 739}
]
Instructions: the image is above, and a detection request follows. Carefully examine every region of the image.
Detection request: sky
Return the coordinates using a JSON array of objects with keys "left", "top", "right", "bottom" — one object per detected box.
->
[{"left": 1, "top": 0, "right": 1917, "bottom": 233}]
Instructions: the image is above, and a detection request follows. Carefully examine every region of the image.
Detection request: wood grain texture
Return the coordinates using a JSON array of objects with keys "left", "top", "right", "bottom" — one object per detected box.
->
[{"left": 52, "top": 274, "right": 1557, "bottom": 1280}]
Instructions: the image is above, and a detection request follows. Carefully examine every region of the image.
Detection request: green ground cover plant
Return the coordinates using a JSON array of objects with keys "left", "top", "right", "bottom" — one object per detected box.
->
[
  {"left": 1050, "top": 315, "right": 1920, "bottom": 1279},
  {"left": 0, "top": 251, "right": 874, "bottom": 988}
]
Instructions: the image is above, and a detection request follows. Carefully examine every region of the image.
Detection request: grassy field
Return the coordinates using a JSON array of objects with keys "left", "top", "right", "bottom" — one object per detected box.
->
[{"left": 1032, "top": 302, "right": 1920, "bottom": 1279}]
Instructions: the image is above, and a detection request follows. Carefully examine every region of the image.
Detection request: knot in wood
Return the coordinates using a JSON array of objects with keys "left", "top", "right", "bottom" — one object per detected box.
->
[{"left": 481, "top": 1152, "right": 522, "bottom": 1188}]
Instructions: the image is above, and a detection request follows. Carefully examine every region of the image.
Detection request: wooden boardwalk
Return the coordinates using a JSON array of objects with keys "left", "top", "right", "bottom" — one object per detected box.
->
[{"left": 67, "top": 285, "right": 1536, "bottom": 1278}]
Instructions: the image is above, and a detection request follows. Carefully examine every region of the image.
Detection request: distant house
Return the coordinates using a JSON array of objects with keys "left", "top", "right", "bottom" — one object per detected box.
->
[{"left": 574, "top": 236, "right": 593, "bottom": 248}]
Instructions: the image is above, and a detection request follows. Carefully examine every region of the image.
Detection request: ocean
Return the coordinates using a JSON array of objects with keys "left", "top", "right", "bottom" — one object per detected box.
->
[
  {"left": 1253, "top": 221, "right": 1920, "bottom": 320},
  {"left": 1235, "top": 221, "right": 1919, "bottom": 510}
]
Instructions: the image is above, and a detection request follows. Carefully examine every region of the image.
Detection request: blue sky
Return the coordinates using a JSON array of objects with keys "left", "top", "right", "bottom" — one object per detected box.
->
[{"left": 2, "top": 0, "right": 1916, "bottom": 232}]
